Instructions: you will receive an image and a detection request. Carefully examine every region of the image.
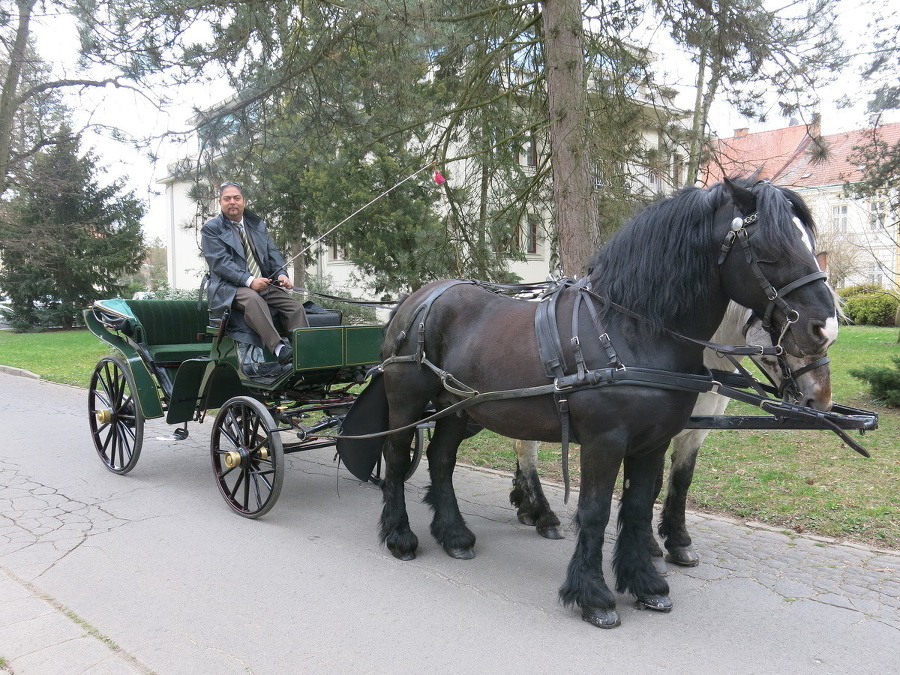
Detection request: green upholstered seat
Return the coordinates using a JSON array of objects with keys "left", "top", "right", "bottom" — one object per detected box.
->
[{"left": 123, "top": 300, "right": 212, "bottom": 363}]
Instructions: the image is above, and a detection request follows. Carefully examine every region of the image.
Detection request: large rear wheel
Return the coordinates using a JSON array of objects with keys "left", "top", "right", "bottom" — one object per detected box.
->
[
  {"left": 88, "top": 356, "right": 144, "bottom": 474},
  {"left": 210, "top": 396, "right": 284, "bottom": 518}
]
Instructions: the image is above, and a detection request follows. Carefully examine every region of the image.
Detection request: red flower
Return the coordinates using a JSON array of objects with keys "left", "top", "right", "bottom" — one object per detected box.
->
[{"left": 433, "top": 170, "right": 447, "bottom": 185}]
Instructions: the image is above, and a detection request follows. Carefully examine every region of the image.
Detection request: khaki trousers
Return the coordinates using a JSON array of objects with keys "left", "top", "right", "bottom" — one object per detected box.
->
[{"left": 234, "top": 285, "right": 309, "bottom": 353}]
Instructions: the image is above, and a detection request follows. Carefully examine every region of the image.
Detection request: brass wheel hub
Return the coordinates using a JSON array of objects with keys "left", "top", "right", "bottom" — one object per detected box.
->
[{"left": 95, "top": 408, "right": 113, "bottom": 425}]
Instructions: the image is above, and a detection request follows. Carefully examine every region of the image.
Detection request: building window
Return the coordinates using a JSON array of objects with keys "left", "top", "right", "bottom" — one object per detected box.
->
[
  {"left": 329, "top": 240, "right": 348, "bottom": 261},
  {"left": 830, "top": 204, "right": 848, "bottom": 234},
  {"left": 866, "top": 262, "right": 883, "bottom": 287},
  {"left": 520, "top": 214, "right": 539, "bottom": 255},
  {"left": 869, "top": 200, "right": 886, "bottom": 230},
  {"left": 520, "top": 133, "right": 538, "bottom": 167}
]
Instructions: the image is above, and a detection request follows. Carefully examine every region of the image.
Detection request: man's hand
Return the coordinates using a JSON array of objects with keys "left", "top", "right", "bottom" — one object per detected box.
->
[
  {"left": 277, "top": 274, "right": 293, "bottom": 290},
  {"left": 249, "top": 277, "right": 271, "bottom": 292}
]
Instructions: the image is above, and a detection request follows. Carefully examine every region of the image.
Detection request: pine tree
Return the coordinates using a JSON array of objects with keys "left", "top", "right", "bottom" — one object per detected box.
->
[{"left": 0, "top": 127, "right": 146, "bottom": 330}]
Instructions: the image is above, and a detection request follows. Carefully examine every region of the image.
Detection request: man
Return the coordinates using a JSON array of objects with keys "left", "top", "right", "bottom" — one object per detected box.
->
[{"left": 201, "top": 182, "right": 308, "bottom": 375}]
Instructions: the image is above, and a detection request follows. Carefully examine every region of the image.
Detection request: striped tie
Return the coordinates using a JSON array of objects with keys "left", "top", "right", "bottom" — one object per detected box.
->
[{"left": 234, "top": 223, "right": 263, "bottom": 279}]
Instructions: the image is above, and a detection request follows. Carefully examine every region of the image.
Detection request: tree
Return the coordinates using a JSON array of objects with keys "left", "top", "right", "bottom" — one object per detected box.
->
[
  {"left": 0, "top": 127, "right": 146, "bottom": 330},
  {"left": 651, "top": 0, "right": 846, "bottom": 183},
  {"left": 128, "top": 1, "right": 659, "bottom": 289},
  {"left": 0, "top": 0, "right": 134, "bottom": 195}
]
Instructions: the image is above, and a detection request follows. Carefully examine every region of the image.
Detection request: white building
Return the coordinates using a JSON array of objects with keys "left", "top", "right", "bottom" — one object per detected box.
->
[{"left": 703, "top": 122, "right": 900, "bottom": 290}]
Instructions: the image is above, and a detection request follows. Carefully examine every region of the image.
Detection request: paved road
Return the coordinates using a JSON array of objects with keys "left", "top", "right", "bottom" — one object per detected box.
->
[{"left": 0, "top": 371, "right": 898, "bottom": 674}]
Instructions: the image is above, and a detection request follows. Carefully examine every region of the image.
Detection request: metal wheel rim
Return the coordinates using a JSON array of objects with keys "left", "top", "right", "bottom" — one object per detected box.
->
[
  {"left": 210, "top": 396, "right": 284, "bottom": 518},
  {"left": 87, "top": 356, "right": 143, "bottom": 474}
]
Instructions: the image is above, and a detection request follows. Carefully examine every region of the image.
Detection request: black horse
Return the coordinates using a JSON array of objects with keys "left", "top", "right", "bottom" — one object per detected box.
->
[
  {"left": 375, "top": 179, "right": 837, "bottom": 628},
  {"left": 510, "top": 299, "right": 836, "bottom": 560}
]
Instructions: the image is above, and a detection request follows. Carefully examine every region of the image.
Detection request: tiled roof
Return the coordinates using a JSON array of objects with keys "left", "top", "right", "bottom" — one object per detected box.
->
[
  {"left": 702, "top": 121, "right": 900, "bottom": 189},
  {"left": 776, "top": 123, "right": 900, "bottom": 188},
  {"left": 702, "top": 124, "right": 814, "bottom": 185}
]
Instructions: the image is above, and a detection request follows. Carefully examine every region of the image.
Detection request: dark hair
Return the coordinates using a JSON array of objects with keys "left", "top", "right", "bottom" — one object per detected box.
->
[{"left": 219, "top": 181, "right": 245, "bottom": 197}]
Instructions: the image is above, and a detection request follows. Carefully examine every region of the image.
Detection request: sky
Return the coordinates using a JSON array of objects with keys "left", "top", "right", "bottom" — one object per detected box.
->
[{"left": 29, "top": 0, "right": 896, "bottom": 239}]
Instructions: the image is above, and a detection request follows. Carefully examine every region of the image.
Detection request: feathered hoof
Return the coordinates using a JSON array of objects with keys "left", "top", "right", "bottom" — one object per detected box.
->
[
  {"left": 581, "top": 606, "right": 621, "bottom": 629},
  {"left": 665, "top": 546, "right": 700, "bottom": 567},
  {"left": 636, "top": 594, "right": 673, "bottom": 612},
  {"left": 445, "top": 546, "right": 476, "bottom": 559},
  {"left": 651, "top": 555, "right": 669, "bottom": 576},
  {"left": 537, "top": 525, "right": 564, "bottom": 540},
  {"left": 517, "top": 513, "right": 537, "bottom": 526}
]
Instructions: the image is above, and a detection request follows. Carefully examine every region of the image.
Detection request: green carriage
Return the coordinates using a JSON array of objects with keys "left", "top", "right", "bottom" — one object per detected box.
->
[{"left": 83, "top": 298, "right": 420, "bottom": 518}]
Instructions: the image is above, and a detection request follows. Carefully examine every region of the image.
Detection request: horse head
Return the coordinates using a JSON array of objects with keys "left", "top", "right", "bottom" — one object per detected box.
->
[
  {"left": 743, "top": 308, "right": 834, "bottom": 412},
  {"left": 716, "top": 178, "right": 838, "bottom": 360}
]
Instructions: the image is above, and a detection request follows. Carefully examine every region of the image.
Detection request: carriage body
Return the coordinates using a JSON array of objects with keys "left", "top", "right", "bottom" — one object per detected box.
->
[{"left": 83, "top": 297, "right": 400, "bottom": 517}]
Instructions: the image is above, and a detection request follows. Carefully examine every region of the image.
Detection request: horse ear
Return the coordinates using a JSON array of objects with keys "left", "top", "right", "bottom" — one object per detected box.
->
[{"left": 723, "top": 177, "right": 756, "bottom": 215}]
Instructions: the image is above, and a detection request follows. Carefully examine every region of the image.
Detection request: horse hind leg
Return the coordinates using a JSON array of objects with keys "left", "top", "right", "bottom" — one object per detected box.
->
[
  {"left": 510, "top": 440, "right": 563, "bottom": 540},
  {"left": 657, "top": 429, "right": 705, "bottom": 567},
  {"left": 423, "top": 413, "right": 477, "bottom": 559},
  {"left": 615, "top": 449, "right": 672, "bottom": 613}
]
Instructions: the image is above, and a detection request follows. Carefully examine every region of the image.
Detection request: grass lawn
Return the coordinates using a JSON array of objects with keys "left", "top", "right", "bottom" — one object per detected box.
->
[
  {"left": 0, "top": 329, "right": 112, "bottom": 387},
  {"left": 1, "top": 324, "right": 897, "bottom": 550}
]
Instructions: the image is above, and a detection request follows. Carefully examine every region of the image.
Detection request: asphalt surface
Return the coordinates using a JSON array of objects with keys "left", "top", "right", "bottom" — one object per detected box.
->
[{"left": 0, "top": 370, "right": 898, "bottom": 674}]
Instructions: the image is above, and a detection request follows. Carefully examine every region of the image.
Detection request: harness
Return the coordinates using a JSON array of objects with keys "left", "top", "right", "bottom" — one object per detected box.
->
[{"left": 370, "top": 205, "right": 837, "bottom": 500}]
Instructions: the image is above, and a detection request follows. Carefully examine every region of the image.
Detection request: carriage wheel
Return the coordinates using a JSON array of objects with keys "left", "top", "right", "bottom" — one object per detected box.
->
[
  {"left": 210, "top": 396, "right": 284, "bottom": 518},
  {"left": 88, "top": 356, "right": 144, "bottom": 475}
]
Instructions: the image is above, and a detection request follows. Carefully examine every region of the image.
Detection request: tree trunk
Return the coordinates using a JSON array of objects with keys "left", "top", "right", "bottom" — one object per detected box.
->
[
  {"left": 0, "top": 0, "right": 36, "bottom": 194},
  {"left": 541, "top": 0, "right": 598, "bottom": 278}
]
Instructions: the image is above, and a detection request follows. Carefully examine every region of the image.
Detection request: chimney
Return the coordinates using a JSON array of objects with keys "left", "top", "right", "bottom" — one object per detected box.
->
[{"left": 734, "top": 128, "right": 749, "bottom": 138}]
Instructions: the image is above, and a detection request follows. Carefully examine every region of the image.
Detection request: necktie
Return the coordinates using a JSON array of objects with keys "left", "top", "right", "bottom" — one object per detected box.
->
[{"left": 234, "top": 223, "right": 263, "bottom": 279}]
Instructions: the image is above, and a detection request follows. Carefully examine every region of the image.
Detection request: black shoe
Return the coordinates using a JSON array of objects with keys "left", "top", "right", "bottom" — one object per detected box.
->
[
  {"left": 277, "top": 341, "right": 293, "bottom": 365},
  {"left": 243, "top": 362, "right": 291, "bottom": 380}
]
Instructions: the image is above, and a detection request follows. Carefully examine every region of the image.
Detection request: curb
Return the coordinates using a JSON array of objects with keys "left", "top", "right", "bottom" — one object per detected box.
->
[{"left": 0, "top": 364, "right": 40, "bottom": 379}]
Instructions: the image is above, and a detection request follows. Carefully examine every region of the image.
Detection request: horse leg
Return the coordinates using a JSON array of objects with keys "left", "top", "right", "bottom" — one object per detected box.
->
[
  {"left": 510, "top": 440, "right": 563, "bottom": 539},
  {"left": 379, "top": 423, "right": 421, "bottom": 561},
  {"left": 615, "top": 448, "right": 672, "bottom": 613},
  {"left": 423, "top": 413, "right": 477, "bottom": 559},
  {"left": 559, "top": 447, "right": 621, "bottom": 628},
  {"left": 648, "top": 464, "right": 668, "bottom": 575},
  {"left": 657, "top": 429, "right": 706, "bottom": 567}
]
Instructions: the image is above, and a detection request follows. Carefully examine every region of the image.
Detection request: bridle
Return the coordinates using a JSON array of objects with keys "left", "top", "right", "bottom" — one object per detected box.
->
[
  {"left": 739, "top": 312, "right": 831, "bottom": 403},
  {"left": 716, "top": 205, "right": 828, "bottom": 353}
]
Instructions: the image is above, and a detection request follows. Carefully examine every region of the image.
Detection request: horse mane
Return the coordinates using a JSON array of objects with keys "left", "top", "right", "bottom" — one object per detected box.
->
[{"left": 588, "top": 179, "right": 817, "bottom": 335}]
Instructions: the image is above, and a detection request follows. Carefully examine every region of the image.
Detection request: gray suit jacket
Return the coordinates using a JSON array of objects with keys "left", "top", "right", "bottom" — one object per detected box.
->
[{"left": 201, "top": 210, "right": 288, "bottom": 346}]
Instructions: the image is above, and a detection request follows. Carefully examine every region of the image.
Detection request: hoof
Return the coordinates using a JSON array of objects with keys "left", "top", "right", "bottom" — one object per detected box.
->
[
  {"left": 445, "top": 546, "right": 476, "bottom": 560},
  {"left": 636, "top": 595, "right": 673, "bottom": 612},
  {"left": 537, "top": 525, "right": 564, "bottom": 540},
  {"left": 390, "top": 549, "right": 416, "bottom": 561},
  {"left": 581, "top": 606, "right": 621, "bottom": 628},
  {"left": 517, "top": 513, "right": 537, "bottom": 526},
  {"left": 666, "top": 546, "right": 700, "bottom": 567},
  {"left": 651, "top": 555, "right": 669, "bottom": 576}
]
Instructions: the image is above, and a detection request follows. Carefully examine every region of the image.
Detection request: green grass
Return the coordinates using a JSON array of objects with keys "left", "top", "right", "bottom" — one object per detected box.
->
[
  {"left": 1, "top": 325, "right": 897, "bottom": 550},
  {"left": 0, "top": 329, "right": 112, "bottom": 387}
]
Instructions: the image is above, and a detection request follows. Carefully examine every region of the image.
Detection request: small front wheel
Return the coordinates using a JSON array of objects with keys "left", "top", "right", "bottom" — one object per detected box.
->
[
  {"left": 88, "top": 356, "right": 143, "bottom": 474},
  {"left": 210, "top": 396, "right": 284, "bottom": 518}
]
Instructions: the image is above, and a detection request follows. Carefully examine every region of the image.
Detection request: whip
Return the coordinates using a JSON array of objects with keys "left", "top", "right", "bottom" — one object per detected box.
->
[{"left": 279, "top": 161, "right": 437, "bottom": 273}]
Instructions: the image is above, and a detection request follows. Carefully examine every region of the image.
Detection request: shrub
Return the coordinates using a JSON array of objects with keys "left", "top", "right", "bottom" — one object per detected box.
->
[
  {"left": 850, "top": 356, "right": 900, "bottom": 407},
  {"left": 838, "top": 283, "right": 883, "bottom": 299},
  {"left": 842, "top": 293, "right": 898, "bottom": 327}
]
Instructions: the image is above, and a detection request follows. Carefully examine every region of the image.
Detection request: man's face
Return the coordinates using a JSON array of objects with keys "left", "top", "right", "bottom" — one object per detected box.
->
[{"left": 219, "top": 186, "right": 245, "bottom": 222}]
